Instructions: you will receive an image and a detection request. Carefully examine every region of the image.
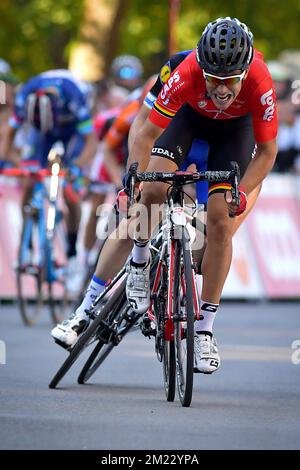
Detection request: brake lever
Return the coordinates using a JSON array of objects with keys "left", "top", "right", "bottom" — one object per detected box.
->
[
  {"left": 127, "top": 162, "right": 139, "bottom": 208},
  {"left": 229, "top": 161, "right": 240, "bottom": 218}
]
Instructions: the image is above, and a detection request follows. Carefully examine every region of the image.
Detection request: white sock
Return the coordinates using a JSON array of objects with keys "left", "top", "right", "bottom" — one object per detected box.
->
[
  {"left": 76, "top": 275, "right": 106, "bottom": 317},
  {"left": 195, "top": 273, "right": 202, "bottom": 299},
  {"left": 194, "top": 299, "right": 219, "bottom": 335},
  {"left": 132, "top": 239, "right": 150, "bottom": 265}
]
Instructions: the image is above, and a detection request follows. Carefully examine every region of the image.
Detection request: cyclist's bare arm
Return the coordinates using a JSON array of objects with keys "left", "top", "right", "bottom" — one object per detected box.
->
[
  {"left": 126, "top": 119, "right": 164, "bottom": 172},
  {"left": 128, "top": 104, "right": 150, "bottom": 153},
  {"left": 102, "top": 140, "right": 123, "bottom": 188},
  {"left": 225, "top": 139, "right": 277, "bottom": 214},
  {"left": 241, "top": 139, "right": 277, "bottom": 193},
  {"left": 75, "top": 132, "right": 97, "bottom": 169}
]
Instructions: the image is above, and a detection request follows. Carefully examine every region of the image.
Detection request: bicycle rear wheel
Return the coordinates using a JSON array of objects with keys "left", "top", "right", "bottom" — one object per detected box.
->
[
  {"left": 156, "top": 251, "right": 176, "bottom": 402},
  {"left": 173, "top": 229, "right": 194, "bottom": 407},
  {"left": 17, "top": 215, "right": 44, "bottom": 326},
  {"left": 49, "top": 276, "right": 127, "bottom": 389},
  {"left": 78, "top": 303, "right": 136, "bottom": 384},
  {"left": 46, "top": 222, "right": 70, "bottom": 325},
  {"left": 16, "top": 265, "right": 43, "bottom": 326}
]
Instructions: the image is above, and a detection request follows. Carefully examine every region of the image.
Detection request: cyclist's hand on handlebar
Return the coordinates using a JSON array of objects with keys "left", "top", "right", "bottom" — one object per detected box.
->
[
  {"left": 225, "top": 185, "right": 247, "bottom": 217},
  {"left": 116, "top": 185, "right": 142, "bottom": 215}
]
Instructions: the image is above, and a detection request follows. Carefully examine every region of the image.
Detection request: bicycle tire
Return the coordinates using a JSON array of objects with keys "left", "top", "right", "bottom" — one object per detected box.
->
[
  {"left": 80, "top": 234, "right": 165, "bottom": 386},
  {"left": 17, "top": 215, "right": 44, "bottom": 326},
  {"left": 163, "top": 339, "right": 176, "bottom": 401},
  {"left": 78, "top": 341, "right": 115, "bottom": 384},
  {"left": 48, "top": 276, "right": 126, "bottom": 389},
  {"left": 156, "top": 249, "right": 176, "bottom": 402},
  {"left": 78, "top": 303, "right": 137, "bottom": 384},
  {"left": 174, "top": 228, "right": 194, "bottom": 407},
  {"left": 16, "top": 266, "right": 43, "bottom": 326}
]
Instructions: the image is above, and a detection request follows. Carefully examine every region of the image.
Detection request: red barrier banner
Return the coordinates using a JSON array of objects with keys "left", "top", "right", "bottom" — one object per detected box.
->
[
  {"left": 247, "top": 177, "right": 300, "bottom": 298},
  {"left": 0, "top": 179, "right": 22, "bottom": 298}
]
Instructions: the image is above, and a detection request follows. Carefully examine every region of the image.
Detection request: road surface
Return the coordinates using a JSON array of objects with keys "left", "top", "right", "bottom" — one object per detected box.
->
[{"left": 0, "top": 301, "right": 299, "bottom": 450}]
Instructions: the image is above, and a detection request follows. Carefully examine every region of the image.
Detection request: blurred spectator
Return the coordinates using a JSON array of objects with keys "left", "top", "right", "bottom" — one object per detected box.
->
[
  {"left": 0, "top": 59, "right": 20, "bottom": 163},
  {"left": 268, "top": 59, "right": 300, "bottom": 173}
]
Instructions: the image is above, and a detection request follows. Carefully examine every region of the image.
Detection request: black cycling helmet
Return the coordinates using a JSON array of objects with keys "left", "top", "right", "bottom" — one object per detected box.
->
[{"left": 196, "top": 17, "right": 254, "bottom": 74}]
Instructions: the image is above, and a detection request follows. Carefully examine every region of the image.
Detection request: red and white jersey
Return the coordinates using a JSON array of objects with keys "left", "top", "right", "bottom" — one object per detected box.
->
[{"left": 149, "top": 49, "right": 278, "bottom": 143}]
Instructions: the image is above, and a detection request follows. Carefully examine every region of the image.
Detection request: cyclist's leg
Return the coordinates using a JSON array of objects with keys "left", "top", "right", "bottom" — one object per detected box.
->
[
  {"left": 126, "top": 155, "right": 178, "bottom": 313},
  {"left": 202, "top": 117, "right": 256, "bottom": 304},
  {"left": 232, "top": 181, "right": 261, "bottom": 235},
  {"left": 127, "top": 106, "right": 196, "bottom": 313},
  {"left": 183, "top": 138, "right": 209, "bottom": 205},
  {"left": 63, "top": 133, "right": 84, "bottom": 259},
  {"left": 185, "top": 139, "right": 209, "bottom": 273},
  {"left": 83, "top": 191, "right": 106, "bottom": 254},
  {"left": 198, "top": 116, "right": 255, "bottom": 339}
]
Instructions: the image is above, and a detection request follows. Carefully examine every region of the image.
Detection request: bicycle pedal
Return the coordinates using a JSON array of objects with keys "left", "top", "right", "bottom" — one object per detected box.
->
[
  {"left": 140, "top": 317, "right": 156, "bottom": 337},
  {"left": 54, "top": 339, "right": 70, "bottom": 351}
]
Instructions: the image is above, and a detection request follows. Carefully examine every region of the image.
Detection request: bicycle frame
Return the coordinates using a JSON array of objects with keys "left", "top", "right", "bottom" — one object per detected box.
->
[{"left": 148, "top": 202, "right": 201, "bottom": 339}]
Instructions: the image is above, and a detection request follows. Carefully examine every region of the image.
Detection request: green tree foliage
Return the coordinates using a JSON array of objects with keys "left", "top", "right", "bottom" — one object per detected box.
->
[
  {"left": 0, "top": 0, "right": 84, "bottom": 80},
  {"left": 118, "top": 0, "right": 300, "bottom": 75},
  {"left": 0, "top": 0, "right": 299, "bottom": 80}
]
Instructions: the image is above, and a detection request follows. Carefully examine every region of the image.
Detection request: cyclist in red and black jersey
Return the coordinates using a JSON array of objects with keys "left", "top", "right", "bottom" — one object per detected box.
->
[{"left": 124, "top": 17, "right": 278, "bottom": 373}]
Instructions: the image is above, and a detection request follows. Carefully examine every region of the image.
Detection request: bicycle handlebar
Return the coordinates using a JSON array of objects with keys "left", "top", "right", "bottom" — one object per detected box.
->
[{"left": 127, "top": 161, "right": 241, "bottom": 208}]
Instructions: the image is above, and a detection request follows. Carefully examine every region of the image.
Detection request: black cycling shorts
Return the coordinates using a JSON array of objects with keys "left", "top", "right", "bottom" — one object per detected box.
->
[{"left": 151, "top": 104, "right": 256, "bottom": 196}]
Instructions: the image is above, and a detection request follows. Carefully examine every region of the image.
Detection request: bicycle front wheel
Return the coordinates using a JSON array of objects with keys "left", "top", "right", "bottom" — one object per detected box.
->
[
  {"left": 173, "top": 229, "right": 195, "bottom": 407},
  {"left": 77, "top": 341, "right": 115, "bottom": 384},
  {"left": 77, "top": 301, "right": 133, "bottom": 384},
  {"left": 49, "top": 276, "right": 127, "bottom": 389},
  {"left": 163, "top": 339, "right": 176, "bottom": 401}
]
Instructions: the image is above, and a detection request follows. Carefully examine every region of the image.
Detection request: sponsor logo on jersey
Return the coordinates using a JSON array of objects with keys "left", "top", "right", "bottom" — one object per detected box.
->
[
  {"left": 160, "top": 62, "right": 171, "bottom": 84},
  {"left": 160, "top": 71, "right": 181, "bottom": 100},
  {"left": 176, "top": 145, "right": 183, "bottom": 156},
  {"left": 152, "top": 147, "right": 174, "bottom": 159},
  {"left": 198, "top": 100, "right": 207, "bottom": 108},
  {"left": 260, "top": 88, "right": 275, "bottom": 121}
]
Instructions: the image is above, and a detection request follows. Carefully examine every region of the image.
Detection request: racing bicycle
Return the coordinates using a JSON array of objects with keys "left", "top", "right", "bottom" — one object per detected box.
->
[{"left": 49, "top": 161, "right": 240, "bottom": 407}]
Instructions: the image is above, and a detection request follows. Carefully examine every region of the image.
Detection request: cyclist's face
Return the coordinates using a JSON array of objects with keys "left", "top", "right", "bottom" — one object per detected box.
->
[{"left": 205, "top": 70, "right": 247, "bottom": 110}]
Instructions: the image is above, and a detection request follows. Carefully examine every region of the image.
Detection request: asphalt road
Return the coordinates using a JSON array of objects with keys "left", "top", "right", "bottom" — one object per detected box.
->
[{"left": 0, "top": 301, "right": 300, "bottom": 450}]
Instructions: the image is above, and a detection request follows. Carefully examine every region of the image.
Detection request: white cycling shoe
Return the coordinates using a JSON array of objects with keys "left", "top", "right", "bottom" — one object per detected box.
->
[
  {"left": 51, "top": 310, "right": 90, "bottom": 349},
  {"left": 193, "top": 333, "right": 220, "bottom": 374},
  {"left": 126, "top": 258, "right": 151, "bottom": 314}
]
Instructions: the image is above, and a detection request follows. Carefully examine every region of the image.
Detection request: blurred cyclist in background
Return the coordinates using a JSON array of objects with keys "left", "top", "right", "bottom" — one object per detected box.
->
[
  {"left": 92, "top": 55, "right": 144, "bottom": 114},
  {"left": 0, "top": 59, "right": 20, "bottom": 163},
  {"left": 110, "top": 54, "right": 144, "bottom": 92},
  {"left": 0, "top": 69, "right": 97, "bottom": 293},
  {"left": 267, "top": 61, "right": 299, "bottom": 172},
  {"left": 81, "top": 55, "right": 144, "bottom": 266}
]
